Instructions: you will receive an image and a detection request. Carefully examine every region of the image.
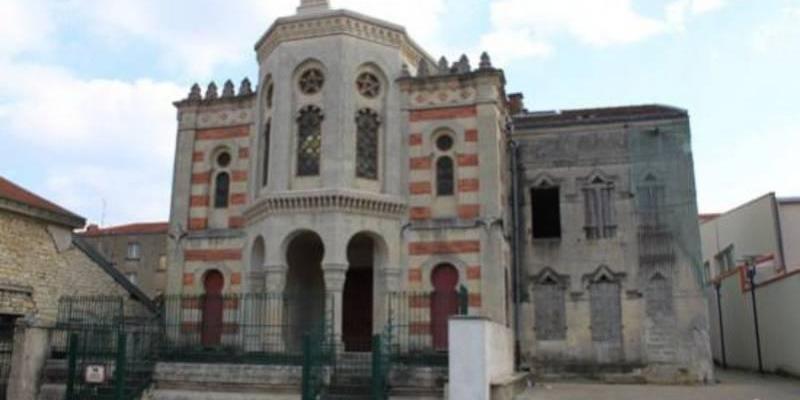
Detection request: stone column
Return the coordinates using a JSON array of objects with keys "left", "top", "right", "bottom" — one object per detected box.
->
[
  {"left": 263, "top": 264, "right": 287, "bottom": 293},
  {"left": 8, "top": 320, "right": 49, "bottom": 400},
  {"left": 323, "top": 262, "right": 348, "bottom": 340},
  {"left": 262, "top": 264, "right": 287, "bottom": 351}
]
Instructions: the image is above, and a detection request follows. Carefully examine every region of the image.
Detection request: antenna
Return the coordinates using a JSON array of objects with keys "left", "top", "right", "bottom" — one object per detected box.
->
[{"left": 100, "top": 198, "right": 107, "bottom": 227}]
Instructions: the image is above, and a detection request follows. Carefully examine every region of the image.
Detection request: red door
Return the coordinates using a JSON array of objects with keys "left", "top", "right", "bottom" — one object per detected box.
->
[
  {"left": 201, "top": 270, "right": 224, "bottom": 347},
  {"left": 431, "top": 264, "right": 459, "bottom": 351}
]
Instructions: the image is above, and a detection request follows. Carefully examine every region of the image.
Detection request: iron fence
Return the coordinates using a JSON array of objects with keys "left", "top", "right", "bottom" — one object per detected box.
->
[
  {"left": 386, "top": 287, "right": 469, "bottom": 366},
  {"left": 0, "top": 320, "right": 15, "bottom": 400},
  {"left": 57, "top": 296, "right": 157, "bottom": 329},
  {"left": 160, "top": 292, "right": 333, "bottom": 365}
]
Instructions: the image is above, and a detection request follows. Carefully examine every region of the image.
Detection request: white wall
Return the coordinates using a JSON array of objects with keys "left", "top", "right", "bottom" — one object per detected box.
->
[
  {"left": 707, "top": 269, "right": 800, "bottom": 376},
  {"left": 778, "top": 201, "right": 800, "bottom": 270},
  {"left": 700, "top": 193, "right": 781, "bottom": 277},
  {"left": 449, "top": 317, "right": 515, "bottom": 400}
]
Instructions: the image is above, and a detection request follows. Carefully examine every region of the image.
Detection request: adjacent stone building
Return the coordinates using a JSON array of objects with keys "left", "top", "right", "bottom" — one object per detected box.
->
[
  {"left": 0, "top": 176, "right": 155, "bottom": 399},
  {"left": 80, "top": 222, "right": 169, "bottom": 299},
  {"left": 164, "top": 0, "right": 712, "bottom": 382}
]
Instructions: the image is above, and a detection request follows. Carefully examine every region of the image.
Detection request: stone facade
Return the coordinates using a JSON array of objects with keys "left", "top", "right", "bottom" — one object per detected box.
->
[
  {"left": 0, "top": 177, "right": 153, "bottom": 324},
  {"left": 513, "top": 106, "right": 712, "bottom": 382},
  {"left": 165, "top": 0, "right": 711, "bottom": 382},
  {"left": 80, "top": 223, "right": 169, "bottom": 299}
]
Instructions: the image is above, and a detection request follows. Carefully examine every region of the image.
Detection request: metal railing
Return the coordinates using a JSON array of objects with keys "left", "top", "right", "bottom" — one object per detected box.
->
[
  {"left": 386, "top": 287, "right": 469, "bottom": 366},
  {"left": 160, "top": 293, "right": 333, "bottom": 365}
]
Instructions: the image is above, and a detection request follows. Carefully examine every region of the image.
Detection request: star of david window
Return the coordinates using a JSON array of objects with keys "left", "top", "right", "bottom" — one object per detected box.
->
[
  {"left": 296, "top": 105, "right": 323, "bottom": 176},
  {"left": 299, "top": 68, "right": 325, "bottom": 95},
  {"left": 356, "top": 72, "right": 381, "bottom": 98},
  {"left": 355, "top": 108, "right": 380, "bottom": 179}
]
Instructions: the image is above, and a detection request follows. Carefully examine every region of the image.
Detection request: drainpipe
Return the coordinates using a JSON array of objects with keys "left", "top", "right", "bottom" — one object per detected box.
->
[
  {"left": 746, "top": 261, "right": 764, "bottom": 374},
  {"left": 713, "top": 281, "right": 727, "bottom": 368},
  {"left": 507, "top": 119, "right": 522, "bottom": 370}
]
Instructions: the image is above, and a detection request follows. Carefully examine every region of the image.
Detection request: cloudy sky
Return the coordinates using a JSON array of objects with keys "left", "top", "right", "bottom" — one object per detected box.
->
[{"left": 1, "top": 0, "right": 798, "bottom": 226}]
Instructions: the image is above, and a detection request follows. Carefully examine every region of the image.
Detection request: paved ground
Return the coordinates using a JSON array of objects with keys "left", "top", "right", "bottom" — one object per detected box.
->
[{"left": 517, "top": 370, "right": 800, "bottom": 400}]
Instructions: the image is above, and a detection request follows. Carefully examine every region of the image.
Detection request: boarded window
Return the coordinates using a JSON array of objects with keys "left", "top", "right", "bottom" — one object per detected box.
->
[
  {"left": 214, "top": 172, "right": 230, "bottom": 208},
  {"left": 297, "top": 105, "right": 323, "bottom": 176},
  {"left": 531, "top": 187, "right": 561, "bottom": 239},
  {"left": 645, "top": 274, "right": 673, "bottom": 317},
  {"left": 534, "top": 278, "right": 567, "bottom": 340},
  {"left": 589, "top": 279, "right": 622, "bottom": 342},
  {"left": 355, "top": 108, "right": 380, "bottom": 179},
  {"left": 638, "top": 174, "right": 665, "bottom": 227},
  {"left": 436, "top": 156, "right": 454, "bottom": 196},
  {"left": 584, "top": 177, "right": 616, "bottom": 239}
]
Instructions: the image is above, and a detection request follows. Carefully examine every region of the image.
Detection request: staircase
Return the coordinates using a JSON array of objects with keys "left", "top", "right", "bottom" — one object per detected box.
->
[{"left": 324, "top": 352, "right": 373, "bottom": 400}]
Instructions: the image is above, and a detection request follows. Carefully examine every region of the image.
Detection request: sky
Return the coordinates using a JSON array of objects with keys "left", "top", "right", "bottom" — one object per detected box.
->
[{"left": 1, "top": 0, "right": 798, "bottom": 226}]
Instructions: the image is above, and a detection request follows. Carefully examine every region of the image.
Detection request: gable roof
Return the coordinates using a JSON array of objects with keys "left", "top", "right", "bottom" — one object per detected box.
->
[
  {"left": 82, "top": 222, "right": 169, "bottom": 237},
  {"left": 0, "top": 176, "right": 85, "bottom": 228}
]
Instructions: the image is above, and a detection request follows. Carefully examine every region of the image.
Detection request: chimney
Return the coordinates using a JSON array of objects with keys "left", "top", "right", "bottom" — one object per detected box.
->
[
  {"left": 508, "top": 93, "right": 525, "bottom": 115},
  {"left": 297, "top": 0, "right": 330, "bottom": 14}
]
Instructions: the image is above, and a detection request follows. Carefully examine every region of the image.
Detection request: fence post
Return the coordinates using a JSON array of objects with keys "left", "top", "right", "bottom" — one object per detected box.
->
[
  {"left": 371, "top": 334, "right": 383, "bottom": 400},
  {"left": 301, "top": 332, "right": 312, "bottom": 400},
  {"left": 65, "top": 332, "right": 78, "bottom": 400},
  {"left": 459, "top": 286, "right": 469, "bottom": 314},
  {"left": 115, "top": 331, "right": 127, "bottom": 400}
]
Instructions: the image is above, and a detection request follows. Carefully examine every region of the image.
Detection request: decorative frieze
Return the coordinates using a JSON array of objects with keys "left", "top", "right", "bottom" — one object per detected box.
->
[{"left": 245, "top": 190, "right": 407, "bottom": 220}]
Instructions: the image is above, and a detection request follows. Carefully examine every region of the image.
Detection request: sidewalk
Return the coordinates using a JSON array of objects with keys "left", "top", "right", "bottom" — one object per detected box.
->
[{"left": 517, "top": 369, "right": 800, "bottom": 400}]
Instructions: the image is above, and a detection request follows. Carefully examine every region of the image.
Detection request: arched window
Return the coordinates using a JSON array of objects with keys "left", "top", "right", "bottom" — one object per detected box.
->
[
  {"left": 297, "top": 105, "right": 323, "bottom": 176},
  {"left": 214, "top": 172, "right": 230, "bottom": 208},
  {"left": 262, "top": 120, "right": 271, "bottom": 187},
  {"left": 355, "top": 108, "right": 380, "bottom": 179},
  {"left": 436, "top": 156, "right": 454, "bottom": 196}
]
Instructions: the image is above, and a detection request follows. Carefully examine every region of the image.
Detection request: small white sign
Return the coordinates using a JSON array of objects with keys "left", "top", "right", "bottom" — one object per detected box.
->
[{"left": 84, "top": 365, "right": 106, "bottom": 384}]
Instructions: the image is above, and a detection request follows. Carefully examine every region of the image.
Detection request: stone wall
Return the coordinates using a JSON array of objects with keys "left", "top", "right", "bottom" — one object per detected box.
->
[{"left": 0, "top": 210, "right": 129, "bottom": 323}]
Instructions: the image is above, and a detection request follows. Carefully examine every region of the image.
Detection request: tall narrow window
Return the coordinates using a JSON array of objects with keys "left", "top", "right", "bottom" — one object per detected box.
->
[
  {"left": 534, "top": 275, "right": 567, "bottom": 340},
  {"left": 436, "top": 156, "right": 454, "bottom": 196},
  {"left": 355, "top": 108, "right": 380, "bottom": 179},
  {"left": 297, "top": 105, "right": 323, "bottom": 176},
  {"left": 214, "top": 172, "right": 230, "bottom": 208},
  {"left": 262, "top": 121, "right": 271, "bottom": 187},
  {"left": 531, "top": 186, "right": 561, "bottom": 239},
  {"left": 638, "top": 174, "right": 665, "bottom": 228},
  {"left": 583, "top": 176, "right": 616, "bottom": 239}
]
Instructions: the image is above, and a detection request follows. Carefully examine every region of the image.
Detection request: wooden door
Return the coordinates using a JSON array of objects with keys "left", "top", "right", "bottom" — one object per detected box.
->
[
  {"left": 343, "top": 268, "right": 373, "bottom": 351},
  {"left": 431, "top": 264, "right": 459, "bottom": 351},
  {"left": 201, "top": 270, "right": 224, "bottom": 347}
]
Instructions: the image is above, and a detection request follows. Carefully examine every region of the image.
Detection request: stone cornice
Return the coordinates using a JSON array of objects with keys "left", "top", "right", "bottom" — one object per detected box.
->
[
  {"left": 244, "top": 189, "right": 407, "bottom": 222},
  {"left": 0, "top": 197, "right": 85, "bottom": 229},
  {"left": 255, "top": 9, "right": 435, "bottom": 66}
]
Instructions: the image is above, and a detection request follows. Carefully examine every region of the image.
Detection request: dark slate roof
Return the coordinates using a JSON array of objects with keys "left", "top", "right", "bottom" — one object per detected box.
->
[
  {"left": 0, "top": 176, "right": 85, "bottom": 228},
  {"left": 512, "top": 104, "right": 688, "bottom": 130}
]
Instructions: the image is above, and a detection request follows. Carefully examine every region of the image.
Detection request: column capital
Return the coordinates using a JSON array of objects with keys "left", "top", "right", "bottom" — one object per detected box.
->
[
  {"left": 323, "top": 262, "right": 348, "bottom": 292},
  {"left": 263, "top": 264, "right": 288, "bottom": 292}
]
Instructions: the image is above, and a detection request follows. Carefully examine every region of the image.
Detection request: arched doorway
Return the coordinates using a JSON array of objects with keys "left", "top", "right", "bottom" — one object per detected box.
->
[
  {"left": 343, "top": 233, "right": 375, "bottom": 351},
  {"left": 431, "top": 264, "right": 459, "bottom": 351},
  {"left": 285, "top": 231, "right": 325, "bottom": 351},
  {"left": 201, "top": 270, "right": 224, "bottom": 347}
]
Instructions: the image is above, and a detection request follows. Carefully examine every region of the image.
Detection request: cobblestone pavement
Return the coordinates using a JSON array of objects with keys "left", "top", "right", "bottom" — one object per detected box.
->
[{"left": 517, "top": 370, "right": 800, "bottom": 400}]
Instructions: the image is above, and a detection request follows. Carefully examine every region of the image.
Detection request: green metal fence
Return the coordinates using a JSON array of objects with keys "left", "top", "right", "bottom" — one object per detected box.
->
[
  {"left": 386, "top": 287, "right": 468, "bottom": 366},
  {"left": 60, "top": 323, "right": 160, "bottom": 400},
  {"left": 160, "top": 292, "right": 333, "bottom": 365}
]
